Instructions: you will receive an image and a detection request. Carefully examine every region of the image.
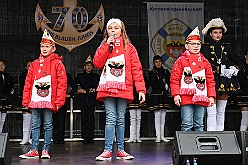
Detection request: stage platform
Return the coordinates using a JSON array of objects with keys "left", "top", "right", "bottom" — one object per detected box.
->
[{"left": 11, "top": 139, "right": 174, "bottom": 165}]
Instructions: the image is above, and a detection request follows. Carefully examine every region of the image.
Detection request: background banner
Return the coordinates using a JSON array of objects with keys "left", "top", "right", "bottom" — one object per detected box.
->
[{"left": 147, "top": 2, "right": 204, "bottom": 70}]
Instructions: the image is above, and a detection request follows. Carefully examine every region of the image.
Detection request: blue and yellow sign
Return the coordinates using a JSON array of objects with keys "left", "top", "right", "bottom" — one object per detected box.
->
[{"left": 151, "top": 18, "right": 192, "bottom": 70}]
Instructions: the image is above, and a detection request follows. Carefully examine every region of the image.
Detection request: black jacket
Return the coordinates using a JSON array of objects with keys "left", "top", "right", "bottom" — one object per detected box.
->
[
  {"left": 66, "top": 73, "right": 77, "bottom": 98},
  {"left": 0, "top": 71, "right": 14, "bottom": 100},
  {"left": 201, "top": 40, "right": 243, "bottom": 74},
  {"left": 74, "top": 71, "right": 99, "bottom": 106},
  {"left": 19, "top": 71, "right": 27, "bottom": 97},
  {"left": 149, "top": 67, "right": 170, "bottom": 95},
  {"left": 238, "top": 62, "right": 248, "bottom": 95}
]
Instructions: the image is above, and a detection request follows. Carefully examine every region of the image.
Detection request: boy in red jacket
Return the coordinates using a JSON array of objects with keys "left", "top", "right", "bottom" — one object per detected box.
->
[
  {"left": 170, "top": 27, "right": 215, "bottom": 132},
  {"left": 19, "top": 29, "right": 67, "bottom": 159}
]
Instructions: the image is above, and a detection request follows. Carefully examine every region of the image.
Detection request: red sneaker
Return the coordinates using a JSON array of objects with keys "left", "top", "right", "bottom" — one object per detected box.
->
[
  {"left": 19, "top": 150, "right": 39, "bottom": 159},
  {"left": 116, "top": 150, "right": 134, "bottom": 160},
  {"left": 41, "top": 150, "right": 50, "bottom": 159},
  {"left": 95, "top": 150, "right": 112, "bottom": 161}
]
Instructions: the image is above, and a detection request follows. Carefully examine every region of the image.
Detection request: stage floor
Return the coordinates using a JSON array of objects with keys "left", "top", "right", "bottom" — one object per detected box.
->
[{"left": 11, "top": 140, "right": 174, "bottom": 165}]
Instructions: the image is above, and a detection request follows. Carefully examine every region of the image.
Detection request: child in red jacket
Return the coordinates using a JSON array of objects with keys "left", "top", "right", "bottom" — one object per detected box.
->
[
  {"left": 170, "top": 27, "right": 215, "bottom": 132},
  {"left": 94, "top": 18, "right": 146, "bottom": 161},
  {"left": 19, "top": 29, "right": 67, "bottom": 159}
]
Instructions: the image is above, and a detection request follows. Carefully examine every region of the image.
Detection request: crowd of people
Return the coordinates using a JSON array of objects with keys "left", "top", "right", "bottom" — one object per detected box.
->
[{"left": 0, "top": 17, "right": 247, "bottom": 161}]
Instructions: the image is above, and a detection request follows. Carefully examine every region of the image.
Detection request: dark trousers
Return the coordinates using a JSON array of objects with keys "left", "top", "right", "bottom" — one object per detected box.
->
[
  {"left": 53, "top": 99, "right": 68, "bottom": 141},
  {"left": 81, "top": 106, "right": 95, "bottom": 141}
]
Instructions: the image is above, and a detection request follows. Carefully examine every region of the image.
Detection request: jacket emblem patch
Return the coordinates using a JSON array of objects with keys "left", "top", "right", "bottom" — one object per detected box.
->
[
  {"left": 194, "top": 76, "right": 205, "bottom": 91},
  {"left": 35, "top": 82, "right": 50, "bottom": 97},
  {"left": 108, "top": 61, "right": 124, "bottom": 77},
  {"left": 183, "top": 69, "right": 193, "bottom": 84}
]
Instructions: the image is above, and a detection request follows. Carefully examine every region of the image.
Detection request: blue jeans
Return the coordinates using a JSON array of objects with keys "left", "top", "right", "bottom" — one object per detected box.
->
[
  {"left": 180, "top": 104, "right": 206, "bottom": 132},
  {"left": 30, "top": 108, "right": 53, "bottom": 151},
  {"left": 104, "top": 97, "right": 127, "bottom": 152}
]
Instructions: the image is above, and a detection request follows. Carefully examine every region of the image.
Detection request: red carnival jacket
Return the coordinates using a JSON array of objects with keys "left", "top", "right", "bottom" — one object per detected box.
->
[
  {"left": 93, "top": 39, "right": 146, "bottom": 103},
  {"left": 22, "top": 53, "right": 67, "bottom": 111},
  {"left": 170, "top": 51, "right": 216, "bottom": 107}
]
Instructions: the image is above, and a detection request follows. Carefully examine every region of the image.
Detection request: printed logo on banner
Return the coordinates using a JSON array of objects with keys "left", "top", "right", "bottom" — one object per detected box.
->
[
  {"left": 35, "top": 0, "right": 105, "bottom": 52},
  {"left": 150, "top": 18, "right": 192, "bottom": 70}
]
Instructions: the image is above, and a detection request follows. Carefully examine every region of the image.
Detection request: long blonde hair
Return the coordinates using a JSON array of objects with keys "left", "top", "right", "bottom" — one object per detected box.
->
[{"left": 100, "top": 19, "right": 130, "bottom": 50}]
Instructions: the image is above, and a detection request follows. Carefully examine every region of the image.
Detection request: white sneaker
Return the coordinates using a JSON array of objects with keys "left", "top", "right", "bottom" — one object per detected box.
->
[
  {"left": 19, "top": 140, "right": 31, "bottom": 145},
  {"left": 125, "top": 138, "right": 136, "bottom": 143},
  {"left": 155, "top": 136, "right": 161, "bottom": 143},
  {"left": 161, "top": 136, "right": 170, "bottom": 142}
]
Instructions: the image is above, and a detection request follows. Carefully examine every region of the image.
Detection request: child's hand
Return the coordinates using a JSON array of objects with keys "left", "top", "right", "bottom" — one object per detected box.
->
[
  {"left": 107, "top": 34, "right": 115, "bottom": 44},
  {"left": 208, "top": 97, "right": 215, "bottom": 107},
  {"left": 174, "top": 95, "right": 181, "bottom": 107}
]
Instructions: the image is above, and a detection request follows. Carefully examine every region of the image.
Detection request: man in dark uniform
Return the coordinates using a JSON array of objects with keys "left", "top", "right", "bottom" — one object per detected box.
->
[
  {"left": 53, "top": 70, "right": 77, "bottom": 144},
  {"left": 75, "top": 55, "right": 100, "bottom": 143}
]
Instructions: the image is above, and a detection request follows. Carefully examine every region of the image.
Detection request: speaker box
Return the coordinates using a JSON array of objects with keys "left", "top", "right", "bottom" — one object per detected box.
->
[
  {"left": 0, "top": 133, "right": 12, "bottom": 165},
  {"left": 172, "top": 131, "right": 241, "bottom": 165},
  {"left": 236, "top": 131, "right": 248, "bottom": 165}
]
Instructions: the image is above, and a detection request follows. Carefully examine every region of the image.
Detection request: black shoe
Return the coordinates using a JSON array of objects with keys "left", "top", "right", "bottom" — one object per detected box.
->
[
  {"left": 54, "top": 140, "right": 60, "bottom": 144},
  {"left": 89, "top": 139, "right": 94, "bottom": 143},
  {"left": 83, "top": 139, "right": 89, "bottom": 143},
  {"left": 59, "top": 140, "right": 65, "bottom": 144}
]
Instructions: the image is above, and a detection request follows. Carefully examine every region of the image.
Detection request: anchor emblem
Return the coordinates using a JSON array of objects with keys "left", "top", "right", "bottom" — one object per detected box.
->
[{"left": 35, "top": 0, "right": 104, "bottom": 52}]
